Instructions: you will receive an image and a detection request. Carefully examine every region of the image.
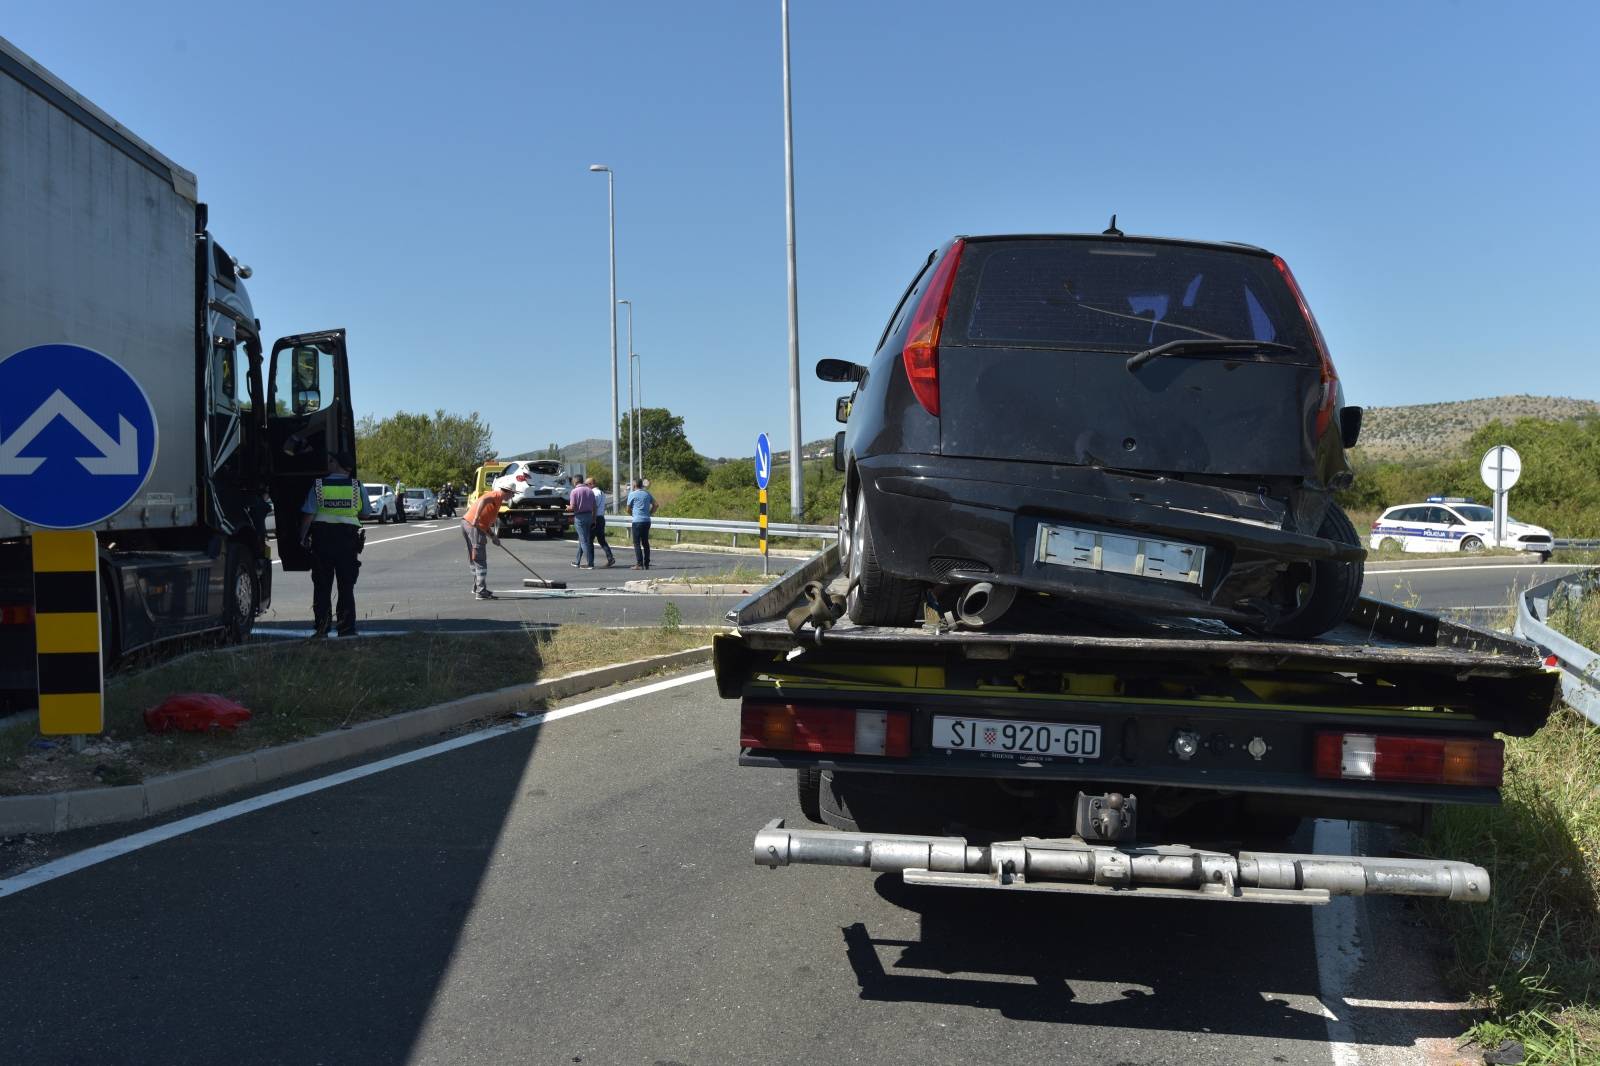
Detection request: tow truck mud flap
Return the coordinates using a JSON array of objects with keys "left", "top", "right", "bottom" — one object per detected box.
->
[{"left": 753, "top": 819, "right": 1491, "bottom": 906}]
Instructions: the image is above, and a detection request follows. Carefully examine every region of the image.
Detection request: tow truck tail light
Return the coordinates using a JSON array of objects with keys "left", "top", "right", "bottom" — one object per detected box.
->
[
  {"left": 1313, "top": 732, "right": 1503, "bottom": 787},
  {"left": 901, "top": 239, "right": 966, "bottom": 417},
  {"left": 0, "top": 604, "right": 33, "bottom": 625},
  {"left": 740, "top": 700, "right": 911, "bottom": 757},
  {"left": 1272, "top": 255, "right": 1340, "bottom": 438}
]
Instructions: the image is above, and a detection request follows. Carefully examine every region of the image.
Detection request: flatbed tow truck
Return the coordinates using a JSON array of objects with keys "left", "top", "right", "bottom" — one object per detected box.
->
[{"left": 715, "top": 547, "right": 1559, "bottom": 906}]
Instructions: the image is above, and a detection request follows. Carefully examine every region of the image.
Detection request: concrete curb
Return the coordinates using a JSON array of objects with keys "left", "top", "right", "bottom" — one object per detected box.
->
[
  {"left": 1366, "top": 553, "right": 1547, "bottom": 570},
  {"left": 0, "top": 646, "right": 712, "bottom": 837},
  {"left": 622, "top": 580, "right": 780, "bottom": 596}
]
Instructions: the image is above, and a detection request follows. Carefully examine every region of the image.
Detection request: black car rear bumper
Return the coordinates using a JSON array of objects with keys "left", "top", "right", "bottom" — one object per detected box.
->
[{"left": 859, "top": 454, "right": 1361, "bottom": 622}]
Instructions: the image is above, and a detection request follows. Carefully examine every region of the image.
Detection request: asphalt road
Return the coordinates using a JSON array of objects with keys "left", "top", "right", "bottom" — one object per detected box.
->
[
  {"left": 1362, "top": 559, "right": 1584, "bottom": 625},
  {"left": 258, "top": 519, "right": 775, "bottom": 634},
  {"left": 0, "top": 672, "right": 1473, "bottom": 1066}
]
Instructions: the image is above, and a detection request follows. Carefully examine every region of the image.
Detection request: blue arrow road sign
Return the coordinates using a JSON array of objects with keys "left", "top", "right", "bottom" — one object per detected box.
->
[
  {"left": 0, "top": 344, "right": 159, "bottom": 529},
  {"left": 755, "top": 433, "right": 772, "bottom": 490}
]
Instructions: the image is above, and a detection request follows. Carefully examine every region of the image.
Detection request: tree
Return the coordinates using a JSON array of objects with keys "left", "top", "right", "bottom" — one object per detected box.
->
[
  {"left": 355, "top": 409, "right": 496, "bottom": 488},
  {"left": 618, "top": 407, "right": 709, "bottom": 484}
]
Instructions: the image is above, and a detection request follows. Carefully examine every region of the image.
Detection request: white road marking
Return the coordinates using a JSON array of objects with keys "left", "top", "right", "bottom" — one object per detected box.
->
[
  {"left": 1312, "top": 818, "right": 1363, "bottom": 1066},
  {"left": 0, "top": 669, "right": 716, "bottom": 899},
  {"left": 271, "top": 523, "right": 458, "bottom": 565}
]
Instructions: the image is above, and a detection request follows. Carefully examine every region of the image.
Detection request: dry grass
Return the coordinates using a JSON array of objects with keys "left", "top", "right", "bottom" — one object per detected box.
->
[{"left": 0, "top": 625, "right": 711, "bottom": 796}]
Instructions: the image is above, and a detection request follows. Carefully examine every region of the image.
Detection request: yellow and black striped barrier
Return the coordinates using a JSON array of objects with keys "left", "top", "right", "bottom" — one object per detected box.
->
[
  {"left": 31, "top": 529, "right": 103, "bottom": 734},
  {"left": 758, "top": 487, "right": 768, "bottom": 558}
]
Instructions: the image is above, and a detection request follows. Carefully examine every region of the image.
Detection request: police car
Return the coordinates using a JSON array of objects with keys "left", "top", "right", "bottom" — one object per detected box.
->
[{"left": 1369, "top": 497, "right": 1554, "bottom": 560}]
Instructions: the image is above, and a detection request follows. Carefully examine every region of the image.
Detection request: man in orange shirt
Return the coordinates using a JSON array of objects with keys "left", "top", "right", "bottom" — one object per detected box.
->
[{"left": 462, "top": 479, "right": 509, "bottom": 600}]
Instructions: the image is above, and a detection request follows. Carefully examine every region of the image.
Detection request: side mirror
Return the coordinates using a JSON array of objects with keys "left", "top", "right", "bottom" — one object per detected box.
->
[
  {"left": 835, "top": 396, "right": 852, "bottom": 424},
  {"left": 1339, "top": 406, "right": 1363, "bottom": 449},
  {"left": 292, "top": 345, "right": 321, "bottom": 394},
  {"left": 294, "top": 390, "right": 322, "bottom": 414},
  {"left": 833, "top": 431, "right": 846, "bottom": 473},
  {"left": 816, "top": 358, "right": 866, "bottom": 384}
]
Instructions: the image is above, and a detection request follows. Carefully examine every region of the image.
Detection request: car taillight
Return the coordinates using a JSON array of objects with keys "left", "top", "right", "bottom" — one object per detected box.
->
[
  {"left": 740, "top": 700, "right": 911, "bottom": 757},
  {"left": 901, "top": 239, "right": 966, "bottom": 417},
  {"left": 1313, "top": 732, "right": 1503, "bottom": 787},
  {"left": 0, "top": 605, "right": 33, "bottom": 625},
  {"left": 1272, "top": 255, "right": 1340, "bottom": 438}
]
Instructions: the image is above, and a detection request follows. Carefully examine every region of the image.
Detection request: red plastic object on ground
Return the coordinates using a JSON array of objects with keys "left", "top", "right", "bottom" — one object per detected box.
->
[{"left": 143, "top": 693, "right": 252, "bottom": 733}]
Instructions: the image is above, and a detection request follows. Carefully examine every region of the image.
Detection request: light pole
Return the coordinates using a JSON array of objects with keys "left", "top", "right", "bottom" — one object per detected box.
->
[
  {"left": 632, "top": 352, "right": 643, "bottom": 480},
  {"left": 617, "top": 299, "right": 634, "bottom": 486},
  {"left": 781, "top": 0, "right": 804, "bottom": 521},
  {"left": 589, "top": 163, "right": 620, "bottom": 512}
]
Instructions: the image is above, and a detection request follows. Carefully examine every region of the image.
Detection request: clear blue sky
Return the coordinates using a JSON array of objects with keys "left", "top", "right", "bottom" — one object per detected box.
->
[{"left": 8, "top": 2, "right": 1597, "bottom": 460}]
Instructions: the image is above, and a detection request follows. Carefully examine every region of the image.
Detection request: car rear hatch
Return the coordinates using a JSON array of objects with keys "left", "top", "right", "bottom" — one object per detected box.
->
[{"left": 934, "top": 237, "right": 1329, "bottom": 479}]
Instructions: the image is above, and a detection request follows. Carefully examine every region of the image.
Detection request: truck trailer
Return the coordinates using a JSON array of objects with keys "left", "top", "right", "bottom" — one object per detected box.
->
[
  {"left": 718, "top": 548, "right": 1559, "bottom": 905},
  {"left": 0, "top": 36, "right": 356, "bottom": 697}
]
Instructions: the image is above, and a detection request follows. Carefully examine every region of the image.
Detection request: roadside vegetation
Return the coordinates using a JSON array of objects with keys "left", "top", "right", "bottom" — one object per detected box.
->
[
  {"left": 0, "top": 626, "right": 712, "bottom": 796},
  {"left": 1416, "top": 705, "right": 1600, "bottom": 1064}
]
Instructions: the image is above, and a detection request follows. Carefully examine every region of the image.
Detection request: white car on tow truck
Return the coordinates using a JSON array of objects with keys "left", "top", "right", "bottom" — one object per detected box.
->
[{"left": 1369, "top": 496, "right": 1554, "bottom": 560}]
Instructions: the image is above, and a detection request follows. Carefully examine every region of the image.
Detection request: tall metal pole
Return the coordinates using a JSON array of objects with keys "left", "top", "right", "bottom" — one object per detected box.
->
[
  {"left": 781, "top": 0, "right": 804, "bottom": 521},
  {"left": 634, "top": 353, "right": 644, "bottom": 479},
  {"left": 619, "top": 299, "right": 634, "bottom": 485},
  {"left": 590, "top": 164, "right": 620, "bottom": 513}
]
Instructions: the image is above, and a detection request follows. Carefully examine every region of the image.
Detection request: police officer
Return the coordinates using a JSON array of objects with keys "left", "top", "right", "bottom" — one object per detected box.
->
[{"left": 299, "top": 452, "right": 367, "bottom": 637}]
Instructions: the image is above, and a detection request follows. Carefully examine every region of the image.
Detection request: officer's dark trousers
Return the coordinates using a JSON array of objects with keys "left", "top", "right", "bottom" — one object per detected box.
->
[{"left": 310, "top": 523, "right": 361, "bottom": 636}]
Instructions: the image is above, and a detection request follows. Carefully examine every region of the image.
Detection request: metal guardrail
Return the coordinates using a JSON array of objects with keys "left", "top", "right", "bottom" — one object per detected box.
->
[
  {"left": 1554, "top": 538, "right": 1600, "bottom": 550},
  {"left": 647, "top": 516, "right": 837, "bottom": 547},
  {"left": 1515, "top": 568, "right": 1600, "bottom": 725}
]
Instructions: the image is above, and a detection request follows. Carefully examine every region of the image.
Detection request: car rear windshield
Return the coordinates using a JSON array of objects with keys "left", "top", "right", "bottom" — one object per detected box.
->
[
  {"left": 948, "top": 238, "right": 1316, "bottom": 356},
  {"left": 405, "top": 489, "right": 425, "bottom": 499}
]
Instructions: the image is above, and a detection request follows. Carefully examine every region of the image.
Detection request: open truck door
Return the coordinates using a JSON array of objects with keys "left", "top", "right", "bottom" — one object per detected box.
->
[{"left": 267, "top": 330, "right": 354, "bottom": 571}]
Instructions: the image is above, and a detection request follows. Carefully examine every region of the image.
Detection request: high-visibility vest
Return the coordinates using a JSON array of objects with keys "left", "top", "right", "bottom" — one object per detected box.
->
[{"left": 312, "top": 477, "right": 362, "bottom": 525}]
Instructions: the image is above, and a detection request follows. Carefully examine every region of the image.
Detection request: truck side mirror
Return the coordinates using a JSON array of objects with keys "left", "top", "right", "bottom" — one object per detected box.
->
[
  {"left": 835, "top": 396, "right": 852, "bottom": 424},
  {"left": 1339, "top": 406, "right": 1363, "bottom": 449},
  {"left": 833, "top": 431, "right": 846, "bottom": 473}
]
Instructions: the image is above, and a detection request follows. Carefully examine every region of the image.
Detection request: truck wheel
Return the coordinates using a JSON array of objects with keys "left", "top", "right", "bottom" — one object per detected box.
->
[
  {"left": 1260, "top": 506, "right": 1364, "bottom": 639},
  {"left": 796, "top": 768, "right": 823, "bottom": 824},
  {"left": 223, "top": 546, "right": 257, "bottom": 643},
  {"left": 846, "top": 491, "right": 922, "bottom": 627}
]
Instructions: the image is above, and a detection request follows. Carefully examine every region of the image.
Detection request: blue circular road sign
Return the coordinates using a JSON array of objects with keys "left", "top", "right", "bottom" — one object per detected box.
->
[
  {"left": 0, "top": 344, "right": 159, "bottom": 529},
  {"left": 755, "top": 433, "right": 772, "bottom": 490}
]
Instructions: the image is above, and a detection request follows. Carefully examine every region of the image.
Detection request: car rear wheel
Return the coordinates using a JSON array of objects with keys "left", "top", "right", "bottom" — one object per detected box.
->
[
  {"left": 1259, "top": 506, "right": 1364, "bottom": 639},
  {"left": 846, "top": 490, "right": 923, "bottom": 627},
  {"left": 796, "top": 768, "right": 823, "bottom": 824},
  {"left": 1461, "top": 535, "right": 1485, "bottom": 552},
  {"left": 1377, "top": 537, "right": 1401, "bottom": 552}
]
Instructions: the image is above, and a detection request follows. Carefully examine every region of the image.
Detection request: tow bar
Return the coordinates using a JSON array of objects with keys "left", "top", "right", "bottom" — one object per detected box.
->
[{"left": 753, "top": 819, "right": 1491, "bottom": 905}]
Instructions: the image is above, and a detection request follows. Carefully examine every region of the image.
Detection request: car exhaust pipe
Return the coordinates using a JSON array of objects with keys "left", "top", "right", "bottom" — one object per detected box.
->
[{"left": 957, "top": 582, "right": 1015, "bottom": 627}]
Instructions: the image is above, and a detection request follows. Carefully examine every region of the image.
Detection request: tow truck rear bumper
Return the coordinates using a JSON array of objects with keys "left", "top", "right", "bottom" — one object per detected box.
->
[{"left": 753, "top": 819, "right": 1490, "bottom": 905}]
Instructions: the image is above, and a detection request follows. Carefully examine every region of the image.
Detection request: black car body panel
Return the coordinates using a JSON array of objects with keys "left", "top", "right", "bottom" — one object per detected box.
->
[{"left": 834, "top": 232, "right": 1361, "bottom": 631}]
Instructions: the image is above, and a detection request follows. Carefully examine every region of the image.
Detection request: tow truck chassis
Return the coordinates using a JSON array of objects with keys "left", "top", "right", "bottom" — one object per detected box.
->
[{"left": 754, "top": 819, "right": 1491, "bottom": 905}]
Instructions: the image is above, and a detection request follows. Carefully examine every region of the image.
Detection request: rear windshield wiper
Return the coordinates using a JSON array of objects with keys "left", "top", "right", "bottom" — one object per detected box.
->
[{"left": 1126, "top": 339, "right": 1298, "bottom": 372}]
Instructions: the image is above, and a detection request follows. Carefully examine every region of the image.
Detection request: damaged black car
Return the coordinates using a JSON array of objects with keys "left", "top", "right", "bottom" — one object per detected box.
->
[{"left": 822, "top": 230, "right": 1366, "bottom": 637}]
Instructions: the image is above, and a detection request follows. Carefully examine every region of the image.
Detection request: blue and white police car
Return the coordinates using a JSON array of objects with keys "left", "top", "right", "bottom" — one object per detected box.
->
[{"left": 1369, "top": 497, "right": 1554, "bottom": 559}]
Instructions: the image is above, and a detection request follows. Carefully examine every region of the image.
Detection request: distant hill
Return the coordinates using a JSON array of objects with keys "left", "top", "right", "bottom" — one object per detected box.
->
[
  {"left": 1353, "top": 395, "right": 1600, "bottom": 460},
  {"left": 499, "top": 438, "right": 611, "bottom": 466}
]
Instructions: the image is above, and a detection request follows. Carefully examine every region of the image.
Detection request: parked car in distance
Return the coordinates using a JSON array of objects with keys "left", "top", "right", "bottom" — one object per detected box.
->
[
  {"left": 402, "top": 487, "right": 438, "bottom": 519},
  {"left": 1370, "top": 497, "right": 1553, "bottom": 560},
  {"left": 362, "top": 482, "right": 398, "bottom": 523},
  {"left": 823, "top": 229, "right": 1366, "bottom": 638}
]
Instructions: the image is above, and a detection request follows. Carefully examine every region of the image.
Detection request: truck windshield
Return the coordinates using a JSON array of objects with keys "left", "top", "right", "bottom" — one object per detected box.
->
[{"left": 951, "top": 239, "right": 1316, "bottom": 357}]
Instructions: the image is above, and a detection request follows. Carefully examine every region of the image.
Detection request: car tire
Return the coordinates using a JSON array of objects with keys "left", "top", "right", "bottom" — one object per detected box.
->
[
  {"left": 796, "top": 767, "right": 823, "bottom": 824},
  {"left": 1260, "top": 505, "right": 1364, "bottom": 639},
  {"left": 223, "top": 545, "right": 257, "bottom": 644},
  {"left": 1461, "top": 535, "right": 1485, "bottom": 553},
  {"left": 846, "top": 490, "right": 922, "bottom": 627},
  {"left": 1377, "top": 537, "right": 1401, "bottom": 552},
  {"left": 836, "top": 485, "right": 853, "bottom": 568}
]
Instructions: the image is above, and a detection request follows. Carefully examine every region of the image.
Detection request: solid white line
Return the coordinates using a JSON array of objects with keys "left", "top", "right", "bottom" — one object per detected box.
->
[
  {"left": 1311, "top": 818, "right": 1364, "bottom": 1066},
  {"left": 1367, "top": 563, "right": 1580, "bottom": 576},
  {"left": 0, "top": 668, "right": 716, "bottom": 899},
  {"left": 271, "top": 523, "right": 458, "bottom": 566}
]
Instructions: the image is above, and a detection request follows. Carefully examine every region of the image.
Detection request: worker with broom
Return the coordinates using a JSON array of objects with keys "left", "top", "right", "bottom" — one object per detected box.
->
[{"left": 461, "top": 476, "right": 510, "bottom": 600}]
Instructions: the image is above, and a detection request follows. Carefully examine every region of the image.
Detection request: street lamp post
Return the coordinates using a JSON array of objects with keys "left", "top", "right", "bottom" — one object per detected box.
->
[
  {"left": 781, "top": 0, "right": 804, "bottom": 521},
  {"left": 617, "top": 299, "right": 634, "bottom": 486},
  {"left": 589, "top": 164, "right": 620, "bottom": 512},
  {"left": 632, "top": 352, "right": 643, "bottom": 480}
]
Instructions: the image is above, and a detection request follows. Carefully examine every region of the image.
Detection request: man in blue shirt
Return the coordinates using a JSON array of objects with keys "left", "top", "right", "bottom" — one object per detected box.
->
[{"left": 625, "top": 478, "right": 657, "bottom": 570}]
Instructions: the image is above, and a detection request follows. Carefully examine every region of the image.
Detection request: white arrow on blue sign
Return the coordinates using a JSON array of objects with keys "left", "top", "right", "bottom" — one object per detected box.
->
[
  {"left": 0, "top": 344, "right": 159, "bottom": 529},
  {"left": 755, "top": 433, "right": 772, "bottom": 490}
]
